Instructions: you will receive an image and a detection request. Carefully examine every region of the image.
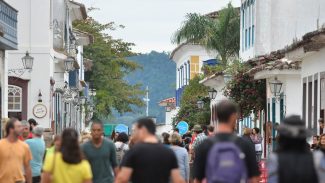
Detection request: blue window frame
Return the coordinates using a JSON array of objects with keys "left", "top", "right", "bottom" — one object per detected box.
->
[
  {"left": 252, "top": 25, "right": 255, "bottom": 46},
  {"left": 184, "top": 64, "right": 187, "bottom": 85},
  {"left": 248, "top": 27, "right": 251, "bottom": 48},
  {"left": 245, "top": 29, "right": 247, "bottom": 49},
  {"left": 180, "top": 66, "right": 183, "bottom": 88},
  {"left": 178, "top": 68, "right": 180, "bottom": 89}
]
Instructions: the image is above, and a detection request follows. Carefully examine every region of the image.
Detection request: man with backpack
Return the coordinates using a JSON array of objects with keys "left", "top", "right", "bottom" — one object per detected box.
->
[{"left": 193, "top": 100, "right": 260, "bottom": 183}]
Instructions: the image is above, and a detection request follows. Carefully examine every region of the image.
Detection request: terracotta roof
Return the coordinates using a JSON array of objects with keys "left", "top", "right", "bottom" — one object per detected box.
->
[
  {"left": 205, "top": 11, "right": 220, "bottom": 19},
  {"left": 158, "top": 97, "right": 176, "bottom": 107},
  {"left": 247, "top": 59, "right": 301, "bottom": 75},
  {"left": 73, "top": 28, "right": 94, "bottom": 45},
  {"left": 200, "top": 72, "right": 224, "bottom": 84},
  {"left": 248, "top": 27, "right": 325, "bottom": 66}
]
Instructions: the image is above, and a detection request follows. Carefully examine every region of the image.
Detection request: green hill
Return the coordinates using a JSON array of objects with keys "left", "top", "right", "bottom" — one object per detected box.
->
[{"left": 109, "top": 51, "right": 176, "bottom": 126}]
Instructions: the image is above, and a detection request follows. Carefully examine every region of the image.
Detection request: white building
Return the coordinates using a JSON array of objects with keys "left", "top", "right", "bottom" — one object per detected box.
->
[
  {"left": 6, "top": 0, "right": 91, "bottom": 133},
  {"left": 240, "top": 0, "right": 325, "bottom": 154},
  {"left": 199, "top": 73, "right": 229, "bottom": 125},
  {"left": 170, "top": 43, "right": 217, "bottom": 108},
  {"left": 156, "top": 97, "right": 177, "bottom": 135},
  {"left": 0, "top": 1, "right": 18, "bottom": 137}
]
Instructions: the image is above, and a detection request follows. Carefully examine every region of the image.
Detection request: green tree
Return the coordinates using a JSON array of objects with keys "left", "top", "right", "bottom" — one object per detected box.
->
[
  {"left": 173, "top": 76, "right": 211, "bottom": 127},
  {"left": 224, "top": 64, "right": 266, "bottom": 118},
  {"left": 73, "top": 17, "right": 145, "bottom": 118},
  {"left": 173, "top": 3, "right": 240, "bottom": 66}
]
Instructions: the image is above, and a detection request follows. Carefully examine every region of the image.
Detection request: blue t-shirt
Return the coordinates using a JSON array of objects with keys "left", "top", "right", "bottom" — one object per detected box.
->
[{"left": 26, "top": 138, "right": 46, "bottom": 177}]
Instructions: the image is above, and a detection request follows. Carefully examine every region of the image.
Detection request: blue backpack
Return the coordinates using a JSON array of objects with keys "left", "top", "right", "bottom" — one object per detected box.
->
[{"left": 205, "top": 135, "right": 248, "bottom": 183}]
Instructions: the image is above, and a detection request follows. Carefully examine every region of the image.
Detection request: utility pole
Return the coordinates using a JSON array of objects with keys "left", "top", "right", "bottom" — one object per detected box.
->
[{"left": 143, "top": 86, "right": 150, "bottom": 116}]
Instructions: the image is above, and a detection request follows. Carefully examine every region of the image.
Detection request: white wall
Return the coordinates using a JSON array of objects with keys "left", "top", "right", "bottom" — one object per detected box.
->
[
  {"left": 241, "top": 0, "right": 325, "bottom": 60},
  {"left": 6, "top": 0, "right": 54, "bottom": 128},
  {"left": 265, "top": 75, "right": 302, "bottom": 122},
  {"left": 173, "top": 44, "right": 217, "bottom": 89},
  {"left": 302, "top": 47, "right": 325, "bottom": 77},
  {"left": 283, "top": 75, "right": 302, "bottom": 116}
]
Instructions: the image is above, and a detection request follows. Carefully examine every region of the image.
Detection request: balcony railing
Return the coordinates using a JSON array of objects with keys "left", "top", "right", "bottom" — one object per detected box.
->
[{"left": 0, "top": 1, "right": 17, "bottom": 50}]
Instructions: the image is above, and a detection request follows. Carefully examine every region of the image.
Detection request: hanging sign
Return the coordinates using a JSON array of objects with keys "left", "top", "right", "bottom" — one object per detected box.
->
[{"left": 33, "top": 104, "right": 47, "bottom": 118}]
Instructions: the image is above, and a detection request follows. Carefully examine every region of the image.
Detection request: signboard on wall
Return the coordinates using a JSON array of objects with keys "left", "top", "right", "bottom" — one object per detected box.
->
[
  {"left": 33, "top": 104, "right": 47, "bottom": 118},
  {"left": 176, "top": 121, "right": 189, "bottom": 135},
  {"left": 115, "top": 124, "right": 129, "bottom": 134}
]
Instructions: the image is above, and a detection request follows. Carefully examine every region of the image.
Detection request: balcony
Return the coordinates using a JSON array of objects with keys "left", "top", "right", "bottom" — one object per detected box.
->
[{"left": 0, "top": 1, "right": 17, "bottom": 50}]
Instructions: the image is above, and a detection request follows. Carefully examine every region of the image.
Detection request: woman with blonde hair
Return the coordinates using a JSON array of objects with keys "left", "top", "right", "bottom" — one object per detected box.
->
[
  {"left": 169, "top": 133, "right": 189, "bottom": 183},
  {"left": 242, "top": 128, "right": 254, "bottom": 145}
]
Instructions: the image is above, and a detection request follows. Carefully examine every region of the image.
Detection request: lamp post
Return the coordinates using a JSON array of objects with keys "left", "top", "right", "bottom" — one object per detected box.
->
[
  {"left": 197, "top": 100, "right": 204, "bottom": 109},
  {"left": 269, "top": 77, "right": 283, "bottom": 96},
  {"left": 22, "top": 51, "right": 34, "bottom": 70},
  {"left": 208, "top": 88, "right": 218, "bottom": 100},
  {"left": 9, "top": 51, "right": 34, "bottom": 76},
  {"left": 38, "top": 90, "right": 42, "bottom": 103},
  {"left": 64, "top": 56, "right": 75, "bottom": 72}
]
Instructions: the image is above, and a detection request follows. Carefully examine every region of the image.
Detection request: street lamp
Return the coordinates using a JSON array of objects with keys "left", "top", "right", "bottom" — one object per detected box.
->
[
  {"left": 208, "top": 88, "right": 218, "bottom": 100},
  {"left": 79, "top": 96, "right": 86, "bottom": 105},
  {"left": 269, "top": 77, "right": 283, "bottom": 96},
  {"left": 38, "top": 90, "right": 43, "bottom": 103},
  {"left": 89, "top": 89, "right": 96, "bottom": 97},
  {"left": 197, "top": 100, "right": 204, "bottom": 109},
  {"left": 22, "top": 51, "right": 34, "bottom": 70},
  {"left": 64, "top": 56, "right": 75, "bottom": 72}
]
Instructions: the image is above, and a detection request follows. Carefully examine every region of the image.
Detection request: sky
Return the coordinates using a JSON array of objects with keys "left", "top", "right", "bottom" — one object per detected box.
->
[{"left": 82, "top": 0, "right": 240, "bottom": 53}]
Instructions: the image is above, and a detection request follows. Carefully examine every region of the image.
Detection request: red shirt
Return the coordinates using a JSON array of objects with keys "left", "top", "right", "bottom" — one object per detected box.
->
[{"left": 18, "top": 132, "right": 33, "bottom": 141}]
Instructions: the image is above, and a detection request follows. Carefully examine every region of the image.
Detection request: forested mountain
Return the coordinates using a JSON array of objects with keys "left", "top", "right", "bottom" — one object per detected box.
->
[{"left": 108, "top": 51, "right": 176, "bottom": 126}]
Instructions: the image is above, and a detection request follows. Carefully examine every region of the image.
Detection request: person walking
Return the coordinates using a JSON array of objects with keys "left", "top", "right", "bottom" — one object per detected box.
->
[
  {"left": 19, "top": 120, "right": 33, "bottom": 141},
  {"left": 41, "top": 128, "right": 92, "bottom": 183},
  {"left": 267, "top": 115, "right": 318, "bottom": 183},
  {"left": 193, "top": 100, "right": 260, "bottom": 183},
  {"left": 170, "top": 133, "right": 190, "bottom": 183},
  {"left": 28, "top": 118, "right": 38, "bottom": 132},
  {"left": 314, "top": 134, "right": 325, "bottom": 183},
  {"left": 115, "top": 117, "right": 185, "bottom": 183},
  {"left": 26, "top": 126, "right": 46, "bottom": 183},
  {"left": 45, "top": 135, "right": 61, "bottom": 156},
  {"left": 251, "top": 127, "right": 263, "bottom": 162},
  {"left": 207, "top": 125, "right": 215, "bottom": 137},
  {"left": 162, "top": 132, "right": 171, "bottom": 145},
  {"left": 82, "top": 121, "right": 118, "bottom": 183},
  {"left": 318, "top": 134, "right": 325, "bottom": 151},
  {"left": 312, "top": 135, "right": 320, "bottom": 151},
  {"left": 115, "top": 132, "right": 129, "bottom": 164},
  {"left": 191, "top": 125, "right": 206, "bottom": 151},
  {"left": 242, "top": 128, "right": 254, "bottom": 145},
  {"left": 0, "top": 118, "right": 33, "bottom": 183}
]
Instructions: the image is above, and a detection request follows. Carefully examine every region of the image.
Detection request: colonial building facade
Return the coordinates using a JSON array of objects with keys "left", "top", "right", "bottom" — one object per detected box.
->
[
  {"left": 241, "top": 0, "right": 325, "bottom": 155},
  {"left": 0, "top": 1, "right": 18, "bottom": 137},
  {"left": 6, "top": 0, "right": 92, "bottom": 133}
]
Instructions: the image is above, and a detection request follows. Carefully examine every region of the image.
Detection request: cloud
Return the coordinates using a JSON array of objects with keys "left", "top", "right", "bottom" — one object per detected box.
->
[{"left": 82, "top": 0, "right": 240, "bottom": 53}]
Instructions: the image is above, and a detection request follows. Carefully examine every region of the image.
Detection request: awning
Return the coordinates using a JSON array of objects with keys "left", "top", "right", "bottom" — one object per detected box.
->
[{"left": 68, "top": 1, "right": 87, "bottom": 21}]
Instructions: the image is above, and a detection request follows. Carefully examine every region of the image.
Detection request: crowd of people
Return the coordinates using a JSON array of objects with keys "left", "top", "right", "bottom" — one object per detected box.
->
[{"left": 1, "top": 100, "right": 325, "bottom": 183}]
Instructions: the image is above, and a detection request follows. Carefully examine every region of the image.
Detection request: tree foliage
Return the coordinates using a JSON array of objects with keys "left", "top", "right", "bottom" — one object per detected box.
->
[
  {"left": 224, "top": 64, "right": 266, "bottom": 118},
  {"left": 173, "top": 3, "right": 240, "bottom": 66},
  {"left": 173, "top": 76, "right": 211, "bottom": 128},
  {"left": 73, "top": 17, "right": 145, "bottom": 118}
]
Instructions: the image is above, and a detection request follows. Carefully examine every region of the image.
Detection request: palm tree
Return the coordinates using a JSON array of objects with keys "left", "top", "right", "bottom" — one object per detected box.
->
[{"left": 172, "top": 3, "right": 240, "bottom": 67}]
